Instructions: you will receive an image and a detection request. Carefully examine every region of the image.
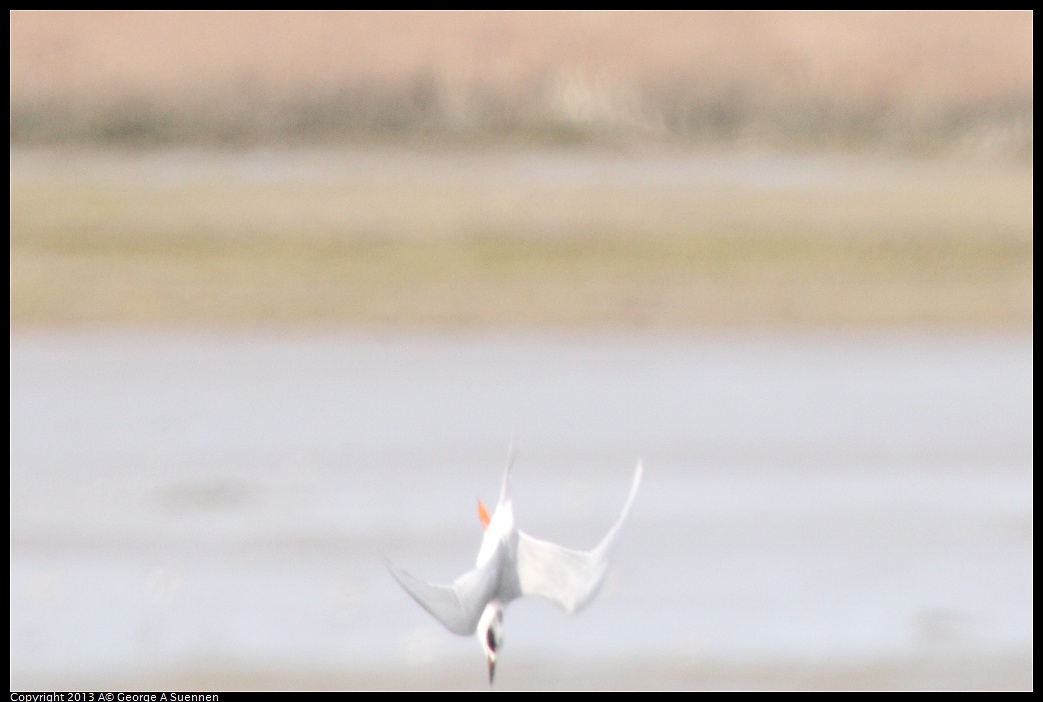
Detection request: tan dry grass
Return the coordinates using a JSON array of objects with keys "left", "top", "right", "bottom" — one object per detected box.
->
[
  {"left": 12, "top": 11, "right": 1031, "bottom": 105},
  {"left": 9, "top": 11, "right": 1033, "bottom": 151},
  {"left": 9, "top": 148, "right": 1032, "bottom": 329}
]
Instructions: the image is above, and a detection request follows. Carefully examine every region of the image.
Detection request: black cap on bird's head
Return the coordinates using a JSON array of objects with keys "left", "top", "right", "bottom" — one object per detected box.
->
[{"left": 478, "top": 602, "right": 504, "bottom": 685}]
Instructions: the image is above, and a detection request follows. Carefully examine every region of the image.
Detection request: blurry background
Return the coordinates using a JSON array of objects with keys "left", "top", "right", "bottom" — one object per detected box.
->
[
  {"left": 9, "top": 10, "right": 1034, "bottom": 153},
  {"left": 9, "top": 11, "right": 1032, "bottom": 690}
]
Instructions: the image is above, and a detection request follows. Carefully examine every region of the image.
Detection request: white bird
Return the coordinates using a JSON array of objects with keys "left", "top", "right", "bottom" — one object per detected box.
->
[{"left": 384, "top": 453, "right": 643, "bottom": 684}]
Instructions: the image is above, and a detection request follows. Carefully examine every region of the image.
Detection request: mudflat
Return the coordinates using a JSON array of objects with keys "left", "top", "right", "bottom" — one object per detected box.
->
[{"left": 9, "top": 147, "right": 1033, "bottom": 330}]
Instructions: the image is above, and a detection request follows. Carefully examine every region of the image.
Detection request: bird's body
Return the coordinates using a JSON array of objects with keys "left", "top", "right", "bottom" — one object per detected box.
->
[{"left": 384, "top": 454, "right": 643, "bottom": 683}]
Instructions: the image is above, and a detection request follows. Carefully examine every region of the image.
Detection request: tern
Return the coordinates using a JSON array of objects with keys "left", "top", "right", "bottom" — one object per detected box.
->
[{"left": 384, "top": 454, "right": 643, "bottom": 684}]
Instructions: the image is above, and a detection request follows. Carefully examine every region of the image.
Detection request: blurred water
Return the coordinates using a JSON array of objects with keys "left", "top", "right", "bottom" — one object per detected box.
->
[{"left": 9, "top": 331, "right": 1033, "bottom": 689}]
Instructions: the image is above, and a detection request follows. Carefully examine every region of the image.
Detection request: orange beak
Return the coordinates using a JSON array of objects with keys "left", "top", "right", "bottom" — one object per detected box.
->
[{"left": 477, "top": 499, "right": 491, "bottom": 531}]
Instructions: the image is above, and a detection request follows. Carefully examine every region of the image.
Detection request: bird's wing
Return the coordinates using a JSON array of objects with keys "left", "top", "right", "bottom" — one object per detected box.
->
[
  {"left": 384, "top": 546, "right": 504, "bottom": 636},
  {"left": 515, "top": 461, "right": 643, "bottom": 614},
  {"left": 515, "top": 532, "right": 606, "bottom": 614}
]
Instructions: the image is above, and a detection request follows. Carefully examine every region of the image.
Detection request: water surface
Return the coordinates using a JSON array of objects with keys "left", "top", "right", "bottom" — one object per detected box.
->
[{"left": 9, "top": 331, "right": 1033, "bottom": 689}]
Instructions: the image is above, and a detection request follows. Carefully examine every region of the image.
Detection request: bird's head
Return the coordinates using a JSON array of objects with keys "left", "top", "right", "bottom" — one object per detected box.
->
[{"left": 477, "top": 601, "right": 504, "bottom": 684}]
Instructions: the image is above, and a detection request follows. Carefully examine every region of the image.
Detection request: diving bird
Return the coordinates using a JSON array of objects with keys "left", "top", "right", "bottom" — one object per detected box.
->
[{"left": 384, "top": 453, "right": 643, "bottom": 684}]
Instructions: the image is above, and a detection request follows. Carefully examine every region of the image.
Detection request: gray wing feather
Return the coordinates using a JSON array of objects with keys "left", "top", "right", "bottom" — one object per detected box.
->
[
  {"left": 384, "top": 548, "right": 503, "bottom": 636},
  {"left": 516, "top": 461, "right": 643, "bottom": 614}
]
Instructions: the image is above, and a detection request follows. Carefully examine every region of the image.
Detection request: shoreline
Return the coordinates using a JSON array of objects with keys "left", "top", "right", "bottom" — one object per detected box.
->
[{"left": 10, "top": 147, "right": 1032, "bottom": 331}]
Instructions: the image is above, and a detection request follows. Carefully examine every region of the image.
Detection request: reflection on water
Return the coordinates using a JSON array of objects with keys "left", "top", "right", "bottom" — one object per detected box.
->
[{"left": 9, "top": 331, "right": 1033, "bottom": 689}]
